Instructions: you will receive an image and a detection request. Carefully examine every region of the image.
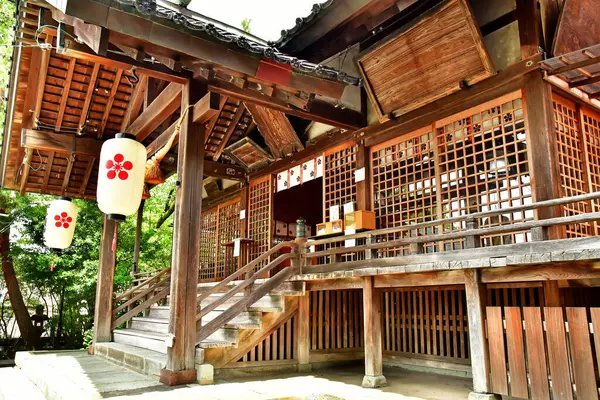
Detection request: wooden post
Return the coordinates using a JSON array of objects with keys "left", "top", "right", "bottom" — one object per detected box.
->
[
  {"left": 92, "top": 216, "right": 117, "bottom": 345},
  {"left": 523, "top": 71, "right": 563, "bottom": 239},
  {"left": 362, "top": 276, "right": 386, "bottom": 388},
  {"left": 132, "top": 199, "right": 144, "bottom": 274},
  {"left": 297, "top": 292, "right": 311, "bottom": 372},
  {"left": 464, "top": 269, "right": 491, "bottom": 394},
  {"left": 356, "top": 142, "right": 371, "bottom": 211},
  {"left": 160, "top": 81, "right": 205, "bottom": 386},
  {"left": 544, "top": 281, "right": 561, "bottom": 306}
]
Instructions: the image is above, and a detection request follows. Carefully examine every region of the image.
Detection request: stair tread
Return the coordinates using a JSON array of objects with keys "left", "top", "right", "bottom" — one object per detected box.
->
[
  {"left": 131, "top": 316, "right": 168, "bottom": 324},
  {"left": 96, "top": 342, "right": 166, "bottom": 363},
  {"left": 113, "top": 328, "right": 165, "bottom": 340},
  {"left": 199, "top": 340, "right": 234, "bottom": 348}
]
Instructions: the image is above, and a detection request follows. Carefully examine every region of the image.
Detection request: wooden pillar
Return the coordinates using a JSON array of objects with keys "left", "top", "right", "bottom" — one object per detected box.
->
[
  {"left": 361, "top": 276, "right": 386, "bottom": 388},
  {"left": 356, "top": 142, "right": 371, "bottom": 211},
  {"left": 516, "top": 0, "right": 544, "bottom": 57},
  {"left": 523, "top": 71, "right": 563, "bottom": 239},
  {"left": 92, "top": 216, "right": 117, "bottom": 344},
  {"left": 132, "top": 199, "right": 144, "bottom": 274},
  {"left": 544, "top": 281, "right": 561, "bottom": 306},
  {"left": 160, "top": 81, "right": 206, "bottom": 386},
  {"left": 297, "top": 292, "right": 311, "bottom": 372},
  {"left": 464, "top": 269, "right": 491, "bottom": 394}
]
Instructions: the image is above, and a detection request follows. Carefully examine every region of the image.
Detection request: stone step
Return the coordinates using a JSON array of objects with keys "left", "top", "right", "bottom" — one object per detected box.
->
[
  {"left": 205, "top": 327, "right": 239, "bottom": 344},
  {"left": 200, "top": 293, "right": 284, "bottom": 312},
  {"left": 148, "top": 305, "right": 169, "bottom": 319},
  {"left": 113, "top": 329, "right": 167, "bottom": 354},
  {"left": 197, "top": 279, "right": 305, "bottom": 296},
  {"left": 131, "top": 317, "right": 168, "bottom": 333}
]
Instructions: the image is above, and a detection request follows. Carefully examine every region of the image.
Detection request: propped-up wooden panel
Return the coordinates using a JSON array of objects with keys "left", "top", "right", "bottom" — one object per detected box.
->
[
  {"left": 553, "top": 0, "right": 600, "bottom": 56},
  {"left": 244, "top": 103, "right": 304, "bottom": 158},
  {"left": 357, "top": 0, "right": 495, "bottom": 121},
  {"left": 224, "top": 137, "right": 273, "bottom": 171}
]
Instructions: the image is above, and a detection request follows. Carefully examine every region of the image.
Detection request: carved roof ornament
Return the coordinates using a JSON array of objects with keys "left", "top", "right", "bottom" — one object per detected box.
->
[
  {"left": 115, "top": 0, "right": 362, "bottom": 86},
  {"left": 271, "top": 0, "right": 334, "bottom": 47}
]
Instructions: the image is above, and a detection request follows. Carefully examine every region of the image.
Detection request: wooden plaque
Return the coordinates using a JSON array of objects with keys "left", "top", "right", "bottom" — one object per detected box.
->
[{"left": 357, "top": 0, "right": 495, "bottom": 121}]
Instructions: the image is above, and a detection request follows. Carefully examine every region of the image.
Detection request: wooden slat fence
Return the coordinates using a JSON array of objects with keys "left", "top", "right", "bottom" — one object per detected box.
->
[
  {"left": 236, "top": 313, "right": 296, "bottom": 365},
  {"left": 486, "top": 306, "right": 600, "bottom": 399},
  {"left": 310, "top": 290, "right": 364, "bottom": 351},
  {"left": 382, "top": 287, "right": 470, "bottom": 363}
]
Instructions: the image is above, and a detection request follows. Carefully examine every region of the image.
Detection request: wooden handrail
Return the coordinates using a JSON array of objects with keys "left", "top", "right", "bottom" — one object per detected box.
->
[
  {"left": 197, "top": 253, "right": 293, "bottom": 320},
  {"left": 307, "top": 191, "right": 600, "bottom": 247},
  {"left": 196, "top": 262, "right": 300, "bottom": 344},
  {"left": 196, "top": 241, "right": 296, "bottom": 303},
  {"left": 112, "top": 286, "right": 170, "bottom": 329},
  {"left": 112, "top": 274, "right": 171, "bottom": 315},
  {"left": 114, "top": 267, "right": 171, "bottom": 302}
]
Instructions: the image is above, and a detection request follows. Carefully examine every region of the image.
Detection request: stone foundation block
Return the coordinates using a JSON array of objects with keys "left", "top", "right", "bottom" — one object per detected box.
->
[
  {"left": 196, "top": 363, "right": 214, "bottom": 385},
  {"left": 361, "top": 375, "right": 387, "bottom": 388},
  {"left": 468, "top": 392, "right": 501, "bottom": 400}
]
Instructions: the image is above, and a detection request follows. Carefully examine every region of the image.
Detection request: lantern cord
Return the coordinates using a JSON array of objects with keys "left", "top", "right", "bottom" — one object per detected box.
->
[
  {"left": 50, "top": 254, "right": 56, "bottom": 272},
  {"left": 111, "top": 222, "right": 118, "bottom": 252}
]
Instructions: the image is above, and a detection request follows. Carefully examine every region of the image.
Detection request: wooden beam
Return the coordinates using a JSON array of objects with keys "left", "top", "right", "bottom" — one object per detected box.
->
[
  {"left": 19, "top": 149, "right": 33, "bottom": 197},
  {"left": 244, "top": 103, "right": 303, "bottom": 159},
  {"left": 212, "top": 103, "right": 245, "bottom": 161},
  {"left": 297, "top": 294, "right": 310, "bottom": 369},
  {"left": 374, "top": 270, "right": 465, "bottom": 288},
  {"left": 516, "top": 0, "right": 543, "bottom": 57},
  {"left": 145, "top": 92, "right": 221, "bottom": 157},
  {"left": 548, "top": 54, "right": 600, "bottom": 76},
  {"left": 55, "top": 58, "right": 76, "bottom": 132},
  {"left": 128, "top": 82, "right": 182, "bottom": 141},
  {"left": 113, "top": 43, "right": 145, "bottom": 63},
  {"left": 78, "top": 63, "right": 100, "bottom": 133},
  {"left": 203, "top": 160, "right": 246, "bottom": 181},
  {"left": 31, "top": 36, "right": 53, "bottom": 129},
  {"left": 42, "top": 151, "right": 55, "bottom": 193},
  {"left": 306, "top": 277, "right": 364, "bottom": 291},
  {"left": 79, "top": 157, "right": 95, "bottom": 195},
  {"left": 543, "top": 280, "right": 561, "bottom": 306},
  {"left": 463, "top": 268, "right": 491, "bottom": 394},
  {"left": 362, "top": 54, "right": 542, "bottom": 148},
  {"left": 121, "top": 74, "right": 148, "bottom": 131},
  {"left": 161, "top": 80, "right": 204, "bottom": 385},
  {"left": 98, "top": 69, "right": 123, "bottom": 138},
  {"left": 61, "top": 156, "right": 74, "bottom": 194},
  {"left": 361, "top": 276, "right": 386, "bottom": 388},
  {"left": 21, "top": 129, "right": 102, "bottom": 157},
  {"left": 92, "top": 216, "right": 117, "bottom": 344},
  {"left": 481, "top": 262, "right": 600, "bottom": 283},
  {"left": 208, "top": 79, "right": 364, "bottom": 130},
  {"left": 569, "top": 74, "right": 600, "bottom": 88}
]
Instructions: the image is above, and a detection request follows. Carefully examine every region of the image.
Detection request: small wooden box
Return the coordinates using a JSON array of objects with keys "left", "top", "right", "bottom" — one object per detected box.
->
[
  {"left": 344, "top": 211, "right": 376, "bottom": 231},
  {"left": 331, "top": 219, "right": 344, "bottom": 233},
  {"left": 316, "top": 222, "right": 332, "bottom": 236}
]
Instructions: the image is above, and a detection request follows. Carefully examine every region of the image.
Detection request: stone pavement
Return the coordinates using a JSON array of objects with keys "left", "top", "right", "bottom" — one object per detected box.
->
[{"left": 1, "top": 350, "right": 472, "bottom": 399}]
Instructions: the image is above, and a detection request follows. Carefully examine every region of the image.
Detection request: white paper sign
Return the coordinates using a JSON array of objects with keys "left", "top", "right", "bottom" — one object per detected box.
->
[
  {"left": 343, "top": 202, "right": 355, "bottom": 215},
  {"left": 277, "top": 170, "right": 289, "bottom": 192},
  {"left": 289, "top": 165, "right": 301, "bottom": 188},
  {"left": 233, "top": 238, "right": 241, "bottom": 257},
  {"left": 240, "top": 209, "right": 246, "bottom": 220},
  {"left": 345, "top": 228, "right": 356, "bottom": 248},
  {"left": 316, "top": 155, "right": 324, "bottom": 178},
  {"left": 354, "top": 167, "right": 365, "bottom": 182},
  {"left": 330, "top": 205, "right": 340, "bottom": 221},
  {"left": 302, "top": 159, "right": 315, "bottom": 182}
]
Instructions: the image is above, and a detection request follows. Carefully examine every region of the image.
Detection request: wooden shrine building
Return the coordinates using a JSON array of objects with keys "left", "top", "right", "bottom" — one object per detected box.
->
[{"left": 3, "top": 0, "right": 600, "bottom": 398}]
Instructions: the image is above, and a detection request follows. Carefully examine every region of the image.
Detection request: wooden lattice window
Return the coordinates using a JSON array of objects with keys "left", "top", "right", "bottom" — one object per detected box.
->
[
  {"left": 310, "top": 290, "right": 363, "bottom": 351},
  {"left": 324, "top": 143, "right": 358, "bottom": 221},
  {"left": 199, "top": 208, "right": 218, "bottom": 281},
  {"left": 552, "top": 95, "right": 592, "bottom": 237},
  {"left": 382, "top": 287, "right": 469, "bottom": 362},
  {"left": 248, "top": 176, "right": 273, "bottom": 266},
  {"left": 237, "top": 313, "right": 296, "bottom": 364},
  {"left": 582, "top": 107, "right": 600, "bottom": 234},
  {"left": 371, "top": 127, "right": 438, "bottom": 255},
  {"left": 216, "top": 199, "right": 241, "bottom": 278},
  {"left": 437, "top": 92, "right": 532, "bottom": 249}
]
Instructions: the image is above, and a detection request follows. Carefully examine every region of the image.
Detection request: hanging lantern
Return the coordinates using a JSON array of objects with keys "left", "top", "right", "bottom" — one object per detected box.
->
[
  {"left": 44, "top": 197, "right": 78, "bottom": 251},
  {"left": 97, "top": 133, "right": 146, "bottom": 220}
]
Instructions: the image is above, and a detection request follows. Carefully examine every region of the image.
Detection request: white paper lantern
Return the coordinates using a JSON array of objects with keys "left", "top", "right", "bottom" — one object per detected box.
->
[
  {"left": 97, "top": 133, "right": 146, "bottom": 220},
  {"left": 44, "top": 197, "right": 78, "bottom": 250}
]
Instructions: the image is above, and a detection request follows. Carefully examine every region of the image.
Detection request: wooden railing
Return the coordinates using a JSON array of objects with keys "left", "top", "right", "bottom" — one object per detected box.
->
[
  {"left": 111, "top": 267, "right": 171, "bottom": 329},
  {"left": 195, "top": 241, "right": 300, "bottom": 344},
  {"left": 303, "top": 192, "right": 600, "bottom": 273}
]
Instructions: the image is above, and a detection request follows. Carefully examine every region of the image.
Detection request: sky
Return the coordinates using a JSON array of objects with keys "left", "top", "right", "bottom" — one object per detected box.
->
[{"left": 187, "top": 0, "right": 319, "bottom": 42}]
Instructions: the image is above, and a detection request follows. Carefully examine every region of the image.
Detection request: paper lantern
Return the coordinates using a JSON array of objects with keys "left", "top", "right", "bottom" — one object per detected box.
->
[
  {"left": 97, "top": 133, "right": 146, "bottom": 220},
  {"left": 44, "top": 197, "right": 78, "bottom": 251}
]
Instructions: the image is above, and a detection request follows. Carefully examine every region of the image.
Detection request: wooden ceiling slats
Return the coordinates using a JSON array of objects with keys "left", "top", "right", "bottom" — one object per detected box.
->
[
  {"left": 97, "top": 68, "right": 123, "bottom": 138},
  {"left": 55, "top": 58, "right": 77, "bottom": 132},
  {"left": 78, "top": 63, "right": 99, "bottom": 132}
]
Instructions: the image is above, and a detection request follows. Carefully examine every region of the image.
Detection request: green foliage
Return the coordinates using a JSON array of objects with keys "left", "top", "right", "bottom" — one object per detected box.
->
[
  {"left": 82, "top": 328, "right": 93, "bottom": 349},
  {"left": 241, "top": 18, "right": 252, "bottom": 34}
]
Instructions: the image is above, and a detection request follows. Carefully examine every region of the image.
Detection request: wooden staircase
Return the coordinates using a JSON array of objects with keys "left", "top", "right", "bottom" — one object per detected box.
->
[{"left": 97, "top": 241, "right": 302, "bottom": 381}]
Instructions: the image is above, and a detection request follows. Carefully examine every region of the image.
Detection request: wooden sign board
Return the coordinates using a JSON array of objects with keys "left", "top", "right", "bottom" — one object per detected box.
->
[{"left": 356, "top": 0, "right": 495, "bottom": 121}]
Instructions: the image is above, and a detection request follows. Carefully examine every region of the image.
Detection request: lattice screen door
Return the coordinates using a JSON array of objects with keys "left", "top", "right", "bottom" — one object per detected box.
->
[{"left": 248, "top": 175, "right": 274, "bottom": 267}]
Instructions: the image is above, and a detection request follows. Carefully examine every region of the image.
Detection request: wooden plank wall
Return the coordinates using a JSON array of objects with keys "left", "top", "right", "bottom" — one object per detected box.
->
[
  {"left": 381, "top": 287, "right": 470, "bottom": 364},
  {"left": 486, "top": 306, "right": 600, "bottom": 399},
  {"left": 235, "top": 313, "right": 297, "bottom": 366},
  {"left": 309, "top": 290, "right": 364, "bottom": 352}
]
